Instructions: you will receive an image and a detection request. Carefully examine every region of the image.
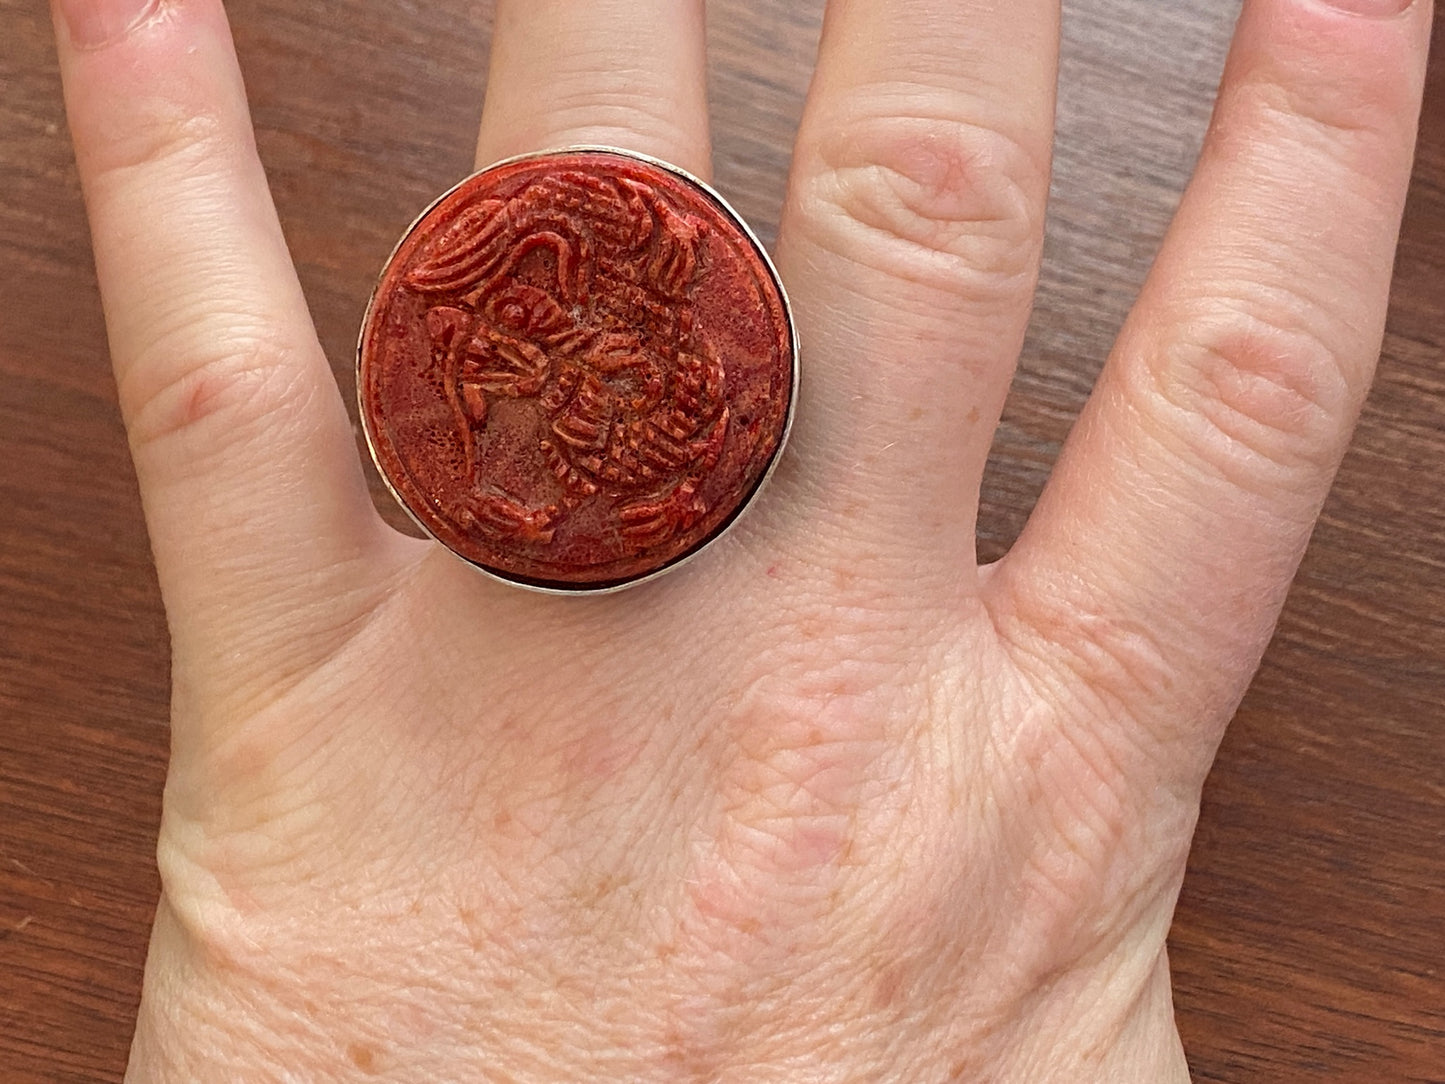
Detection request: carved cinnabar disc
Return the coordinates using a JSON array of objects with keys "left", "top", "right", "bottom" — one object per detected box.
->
[{"left": 358, "top": 148, "right": 796, "bottom": 592}]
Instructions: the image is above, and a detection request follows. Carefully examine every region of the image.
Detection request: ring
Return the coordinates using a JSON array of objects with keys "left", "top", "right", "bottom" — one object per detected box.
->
[{"left": 357, "top": 147, "right": 798, "bottom": 594}]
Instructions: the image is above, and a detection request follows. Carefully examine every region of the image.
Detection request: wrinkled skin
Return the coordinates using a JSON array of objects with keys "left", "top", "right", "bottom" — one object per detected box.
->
[{"left": 47, "top": 0, "right": 1430, "bottom": 1080}]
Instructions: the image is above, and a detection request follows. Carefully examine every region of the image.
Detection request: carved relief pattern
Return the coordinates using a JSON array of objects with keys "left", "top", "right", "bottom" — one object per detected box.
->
[{"left": 402, "top": 170, "right": 730, "bottom": 552}]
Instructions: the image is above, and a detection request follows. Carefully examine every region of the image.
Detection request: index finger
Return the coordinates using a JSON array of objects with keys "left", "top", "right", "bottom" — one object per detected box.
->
[{"left": 996, "top": 0, "right": 1431, "bottom": 753}]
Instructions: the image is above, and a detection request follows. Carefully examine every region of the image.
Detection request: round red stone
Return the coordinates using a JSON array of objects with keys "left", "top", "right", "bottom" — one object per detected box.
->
[{"left": 358, "top": 149, "right": 795, "bottom": 591}]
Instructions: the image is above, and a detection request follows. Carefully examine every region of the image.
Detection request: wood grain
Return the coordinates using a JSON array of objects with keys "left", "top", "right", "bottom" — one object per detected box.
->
[{"left": 1, "top": 1, "right": 1440, "bottom": 1080}]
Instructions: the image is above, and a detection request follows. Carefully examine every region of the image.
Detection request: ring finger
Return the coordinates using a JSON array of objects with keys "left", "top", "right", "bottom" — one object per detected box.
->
[{"left": 475, "top": 0, "right": 711, "bottom": 176}]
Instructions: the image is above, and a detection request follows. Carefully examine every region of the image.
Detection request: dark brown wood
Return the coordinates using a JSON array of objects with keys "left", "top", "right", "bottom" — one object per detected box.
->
[{"left": 1, "top": 1, "right": 1440, "bottom": 1080}]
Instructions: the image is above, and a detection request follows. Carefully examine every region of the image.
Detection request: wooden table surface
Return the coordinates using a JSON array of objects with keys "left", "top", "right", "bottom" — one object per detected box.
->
[{"left": 2, "top": 1, "right": 1442, "bottom": 1080}]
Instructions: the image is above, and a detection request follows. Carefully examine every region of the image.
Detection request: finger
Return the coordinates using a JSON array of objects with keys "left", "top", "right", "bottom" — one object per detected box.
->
[
  {"left": 475, "top": 0, "right": 710, "bottom": 176},
  {"left": 766, "top": 0, "right": 1059, "bottom": 591},
  {"left": 995, "top": 0, "right": 1431, "bottom": 753},
  {"left": 53, "top": 2, "right": 392, "bottom": 658}
]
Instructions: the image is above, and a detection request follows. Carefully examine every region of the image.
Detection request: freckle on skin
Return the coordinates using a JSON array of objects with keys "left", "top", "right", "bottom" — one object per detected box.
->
[
  {"left": 586, "top": 875, "right": 617, "bottom": 904},
  {"left": 348, "top": 1043, "right": 378, "bottom": 1073},
  {"left": 966, "top": 406, "right": 981, "bottom": 424},
  {"left": 459, "top": 906, "right": 488, "bottom": 951},
  {"left": 872, "top": 964, "right": 904, "bottom": 1011}
]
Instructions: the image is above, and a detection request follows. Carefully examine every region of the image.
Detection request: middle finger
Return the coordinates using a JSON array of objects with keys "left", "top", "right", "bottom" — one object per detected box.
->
[
  {"left": 772, "top": 0, "right": 1060, "bottom": 591},
  {"left": 475, "top": 0, "right": 711, "bottom": 176}
]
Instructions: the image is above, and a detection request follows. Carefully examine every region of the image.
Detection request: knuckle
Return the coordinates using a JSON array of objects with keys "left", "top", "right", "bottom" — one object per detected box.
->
[
  {"left": 798, "top": 110, "right": 1046, "bottom": 301},
  {"left": 81, "top": 103, "right": 238, "bottom": 187},
  {"left": 716, "top": 680, "right": 887, "bottom": 875},
  {"left": 541, "top": 89, "right": 706, "bottom": 170},
  {"left": 121, "top": 325, "right": 315, "bottom": 452},
  {"left": 1127, "top": 292, "right": 1357, "bottom": 486},
  {"left": 681, "top": 637, "right": 913, "bottom": 951},
  {"left": 1014, "top": 730, "right": 1133, "bottom": 928},
  {"left": 992, "top": 576, "right": 1180, "bottom": 725},
  {"left": 66, "top": 6, "right": 255, "bottom": 187},
  {"left": 1007, "top": 711, "right": 1189, "bottom": 968},
  {"left": 985, "top": 586, "right": 1196, "bottom": 963},
  {"left": 1246, "top": 80, "right": 1379, "bottom": 146},
  {"left": 1228, "top": 56, "right": 1413, "bottom": 152}
]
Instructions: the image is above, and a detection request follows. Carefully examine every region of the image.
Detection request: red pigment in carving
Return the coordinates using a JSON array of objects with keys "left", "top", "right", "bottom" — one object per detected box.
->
[{"left": 359, "top": 150, "right": 794, "bottom": 590}]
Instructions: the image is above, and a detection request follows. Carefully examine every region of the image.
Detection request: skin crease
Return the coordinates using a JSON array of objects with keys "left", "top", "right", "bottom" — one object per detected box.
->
[{"left": 45, "top": 0, "right": 1429, "bottom": 1080}]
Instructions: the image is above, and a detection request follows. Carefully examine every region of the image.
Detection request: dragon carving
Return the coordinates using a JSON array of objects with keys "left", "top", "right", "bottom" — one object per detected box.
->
[{"left": 403, "top": 169, "right": 729, "bottom": 550}]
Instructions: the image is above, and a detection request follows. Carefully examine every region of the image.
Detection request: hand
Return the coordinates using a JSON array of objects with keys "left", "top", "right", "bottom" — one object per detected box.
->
[{"left": 51, "top": 0, "right": 1430, "bottom": 1079}]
